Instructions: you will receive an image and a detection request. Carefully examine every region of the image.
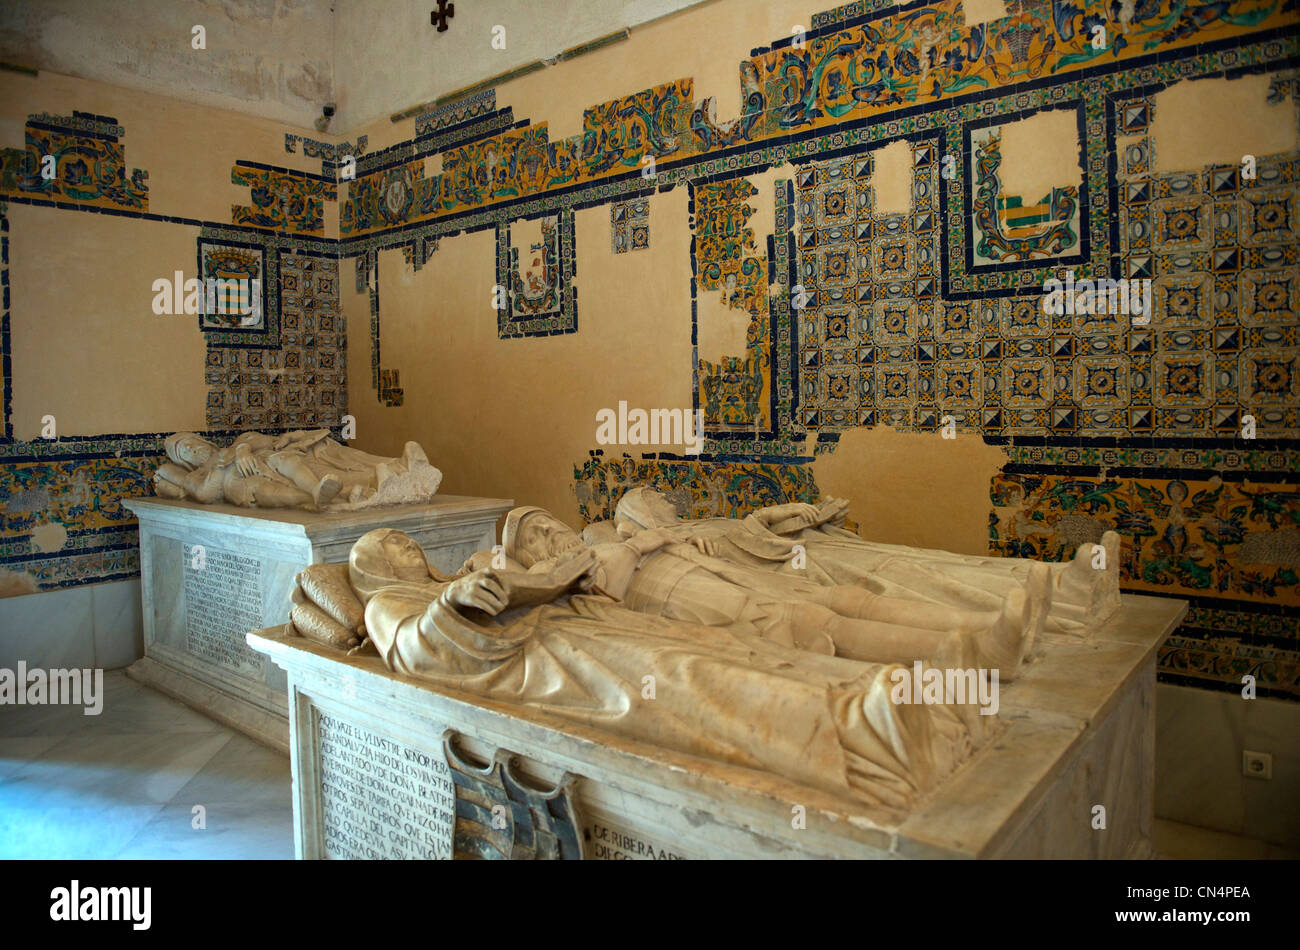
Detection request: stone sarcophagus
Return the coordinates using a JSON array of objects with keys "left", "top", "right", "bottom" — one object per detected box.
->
[
  {"left": 125, "top": 495, "right": 511, "bottom": 751},
  {"left": 248, "top": 593, "right": 1184, "bottom": 860}
]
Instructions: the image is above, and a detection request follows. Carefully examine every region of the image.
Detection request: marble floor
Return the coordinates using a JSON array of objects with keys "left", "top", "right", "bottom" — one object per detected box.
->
[
  {"left": 0, "top": 671, "right": 293, "bottom": 859},
  {"left": 1, "top": 671, "right": 1294, "bottom": 860}
]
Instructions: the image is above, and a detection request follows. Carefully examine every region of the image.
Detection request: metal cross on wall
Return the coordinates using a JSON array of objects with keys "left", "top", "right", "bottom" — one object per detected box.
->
[{"left": 431, "top": 0, "right": 454, "bottom": 32}]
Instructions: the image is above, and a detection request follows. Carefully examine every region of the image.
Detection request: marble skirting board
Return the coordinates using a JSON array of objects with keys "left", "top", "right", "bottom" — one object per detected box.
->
[
  {"left": 248, "top": 594, "right": 1185, "bottom": 859},
  {"left": 125, "top": 496, "right": 512, "bottom": 752}
]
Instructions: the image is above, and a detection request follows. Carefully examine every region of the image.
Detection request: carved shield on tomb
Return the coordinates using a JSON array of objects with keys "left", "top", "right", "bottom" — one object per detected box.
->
[{"left": 442, "top": 730, "right": 585, "bottom": 860}]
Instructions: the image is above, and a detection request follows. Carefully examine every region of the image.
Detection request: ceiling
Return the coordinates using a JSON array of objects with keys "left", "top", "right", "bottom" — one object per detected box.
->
[{"left": 0, "top": 0, "right": 715, "bottom": 133}]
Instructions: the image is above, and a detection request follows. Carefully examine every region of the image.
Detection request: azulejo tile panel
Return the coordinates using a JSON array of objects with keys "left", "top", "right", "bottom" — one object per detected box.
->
[
  {"left": 197, "top": 240, "right": 266, "bottom": 333},
  {"left": 205, "top": 252, "right": 346, "bottom": 430},
  {"left": 1115, "top": 90, "right": 1299, "bottom": 437},
  {"left": 0, "top": 438, "right": 166, "bottom": 593},
  {"left": 694, "top": 178, "right": 772, "bottom": 432},
  {"left": 1159, "top": 632, "right": 1300, "bottom": 699},
  {"left": 2, "top": 206, "right": 9, "bottom": 444},
  {"left": 285, "top": 133, "right": 368, "bottom": 162},
  {"left": 792, "top": 131, "right": 1300, "bottom": 438},
  {"left": 414, "top": 90, "right": 499, "bottom": 136},
  {"left": 573, "top": 453, "right": 820, "bottom": 525},
  {"left": 968, "top": 117, "right": 1083, "bottom": 268},
  {"left": 231, "top": 162, "right": 337, "bottom": 236},
  {"left": 355, "top": 249, "right": 401, "bottom": 407},
  {"left": 0, "top": 454, "right": 155, "bottom": 541},
  {"left": 610, "top": 197, "right": 650, "bottom": 254},
  {"left": 992, "top": 469, "right": 1300, "bottom": 695},
  {"left": 332, "top": 0, "right": 1294, "bottom": 239},
  {"left": 795, "top": 142, "right": 942, "bottom": 431},
  {"left": 495, "top": 210, "right": 577, "bottom": 338},
  {"left": 0, "top": 112, "right": 148, "bottom": 210},
  {"left": 991, "top": 472, "right": 1299, "bottom": 606}
]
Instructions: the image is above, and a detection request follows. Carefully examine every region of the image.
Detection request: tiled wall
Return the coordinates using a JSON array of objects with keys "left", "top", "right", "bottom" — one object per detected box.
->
[
  {"left": 1, "top": 0, "right": 1296, "bottom": 702},
  {"left": 0, "top": 109, "right": 347, "bottom": 595},
  {"left": 336, "top": 0, "right": 1296, "bottom": 698}
]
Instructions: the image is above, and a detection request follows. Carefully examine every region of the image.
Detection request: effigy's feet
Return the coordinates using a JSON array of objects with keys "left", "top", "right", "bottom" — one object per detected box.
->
[
  {"left": 314, "top": 474, "right": 342, "bottom": 509},
  {"left": 1059, "top": 530, "right": 1122, "bottom": 619},
  {"left": 1095, "top": 530, "right": 1122, "bottom": 612},
  {"left": 972, "top": 586, "right": 1029, "bottom": 681},
  {"left": 1024, "top": 562, "right": 1052, "bottom": 654},
  {"left": 403, "top": 441, "right": 429, "bottom": 469}
]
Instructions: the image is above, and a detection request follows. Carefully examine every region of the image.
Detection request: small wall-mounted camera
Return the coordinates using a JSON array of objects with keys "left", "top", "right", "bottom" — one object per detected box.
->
[{"left": 315, "top": 102, "right": 337, "bottom": 133}]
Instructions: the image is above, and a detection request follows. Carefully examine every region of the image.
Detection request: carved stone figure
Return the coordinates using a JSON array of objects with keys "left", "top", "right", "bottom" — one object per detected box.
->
[
  {"left": 153, "top": 430, "right": 442, "bottom": 512},
  {"left": 609, "top": 488, "right": 1121, "bottom": 639},
  {"left": 293, "top": 526, "right": 989, "bottom": 809},
  {"left": 503, "top": 506, "right": 1035, "bottom": 679}
]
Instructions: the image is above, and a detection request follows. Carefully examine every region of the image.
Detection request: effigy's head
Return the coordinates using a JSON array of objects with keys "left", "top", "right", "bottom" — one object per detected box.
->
[
  {"left": 164, "top": 433, "right": 216, "bottom": 469},
  {"left": 614, "top": 487, "right": 682, "bottom": 531},
  {"left": 349, "top": 528, "right": 431, "bottom": 601},
  {"left": 503, "top": 506, "right": 584, "bottom": 568}
]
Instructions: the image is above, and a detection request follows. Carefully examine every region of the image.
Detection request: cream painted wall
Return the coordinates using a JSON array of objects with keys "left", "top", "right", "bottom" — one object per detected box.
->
[
  {"left": 1149, "top": 74, "right": 1300, "bottom": 172},
  {"left": 488, "top": 0, "right": 818, "bottom": 142},
  {"left": 8, "top": 207, "right": 208, "bottom": 438},
  {"left": 0, "top": 68, "right": 332, "bottom": 437},
  {"left": 346, "top": 186, "right": 694, "bottom": 522},
  {"left": 809, "top": 428, "right": 1007, "bottom": 556},
  {"left": 336, "top": 0, "right": 1023, "bottom": 533}
]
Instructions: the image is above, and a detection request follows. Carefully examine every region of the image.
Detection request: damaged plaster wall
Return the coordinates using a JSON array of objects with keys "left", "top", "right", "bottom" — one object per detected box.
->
[
  {"left": 0, "top": 0, "right": 335, "bottom": 130},
  {"left": 1149, "top": 74, "right": 1299, "bottom": 172},
  {"left": 332, "top": 0, "right": 717, "bottom": 133}
]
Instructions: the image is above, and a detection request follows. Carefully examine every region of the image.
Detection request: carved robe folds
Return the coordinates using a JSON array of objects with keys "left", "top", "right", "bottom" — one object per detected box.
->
[{"left": 363, "top": 584, "right": 984, "bottom": 810}]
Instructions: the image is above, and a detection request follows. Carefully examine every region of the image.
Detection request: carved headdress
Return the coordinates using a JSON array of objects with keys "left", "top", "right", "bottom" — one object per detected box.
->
[
  {"left": 349, "top": 528, "right": 445, "bottom": 604},
  {"left": 614, "top": 487, "right": 679, "bottom": 531},
  {"left": 163, "top": 432, "right": 217, "bottom": 469},
  {"left": 501, "top": 506, "right": 547, "bottom": 561}
]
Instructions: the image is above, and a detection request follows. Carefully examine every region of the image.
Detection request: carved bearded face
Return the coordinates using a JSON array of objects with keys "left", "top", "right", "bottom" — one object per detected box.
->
[{"left": 513, "top": 512, "right": 585, "bottom": 568}]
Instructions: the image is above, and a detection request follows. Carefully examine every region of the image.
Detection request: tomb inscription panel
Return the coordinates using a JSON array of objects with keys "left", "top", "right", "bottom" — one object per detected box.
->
[
  {"left": 585, "top": 816, "right": 691, "bottom": 861},
  {"left": 183, "top": 543, "right": 263, "bottom": 678},
  {"left": 317, "top": 711, "right": 456, "bottom": 860}
]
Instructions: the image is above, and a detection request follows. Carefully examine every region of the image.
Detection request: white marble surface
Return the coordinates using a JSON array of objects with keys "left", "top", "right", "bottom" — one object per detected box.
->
[
  {"left": 126, "top": 494, "right": 512, "bottom": 748},
  {"left": 1, "top": 673, "right": 1289, "bottom": 861},
  {"left": 0, "top": 584, "right": 96, "bottom": 670},
  {"left": 1155, "top": 818, "right": 1300, "bottom": 860},
  {"left": 1156, "top": 683, "right": 1300, "bottom": 849},
  {"left": 0, "top": 578, "right": 145, "bottom": 673},
  {"left": 91, "top": 579, "right": 144, "bottom": 668},
  {"left": 252, "top": 593, "right": 1186, "bottom": 860},
  {"left": 0, "top": 672, "right": 293, "bottom": 860}
]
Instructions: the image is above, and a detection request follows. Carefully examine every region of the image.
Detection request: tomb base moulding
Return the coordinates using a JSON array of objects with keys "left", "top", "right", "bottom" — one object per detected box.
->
[
  {"left": 125, "top": 495, "right": 513, "bottom": 752},
  {"left": 248, "top": 593, "right": 1185, "bottom": 860}
]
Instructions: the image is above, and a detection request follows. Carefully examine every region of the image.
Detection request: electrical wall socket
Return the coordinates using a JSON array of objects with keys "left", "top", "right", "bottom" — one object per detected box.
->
[{"left": 1242, "top": 750, "right": 1273, "bottom": 780}]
